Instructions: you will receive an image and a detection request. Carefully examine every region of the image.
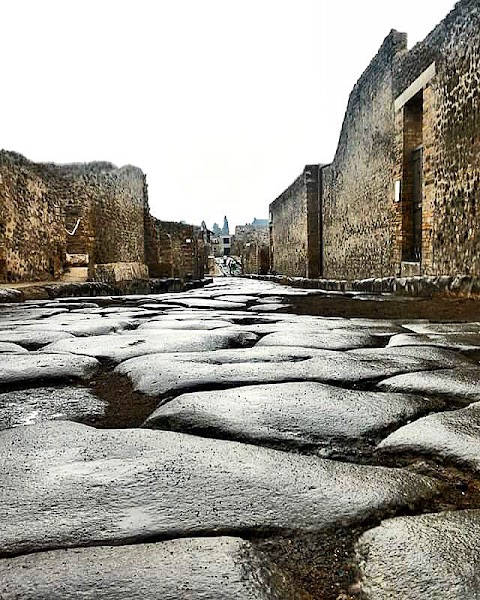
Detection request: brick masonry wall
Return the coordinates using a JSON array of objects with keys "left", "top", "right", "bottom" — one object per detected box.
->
[
  {"left": 56, "top": 163, "right": 148, "bottom": 267},
  {"left": 0, "top": 151, "right": 66, "bottom": 282},
  {"left": 322, "top": 31, "right": 408, "bottom": 280},
  {"left": 233, "top": 225, "right": 269, "bottom": 275},
  {"left": 270, "top": 173, "right": 307, "bottom": 276}
]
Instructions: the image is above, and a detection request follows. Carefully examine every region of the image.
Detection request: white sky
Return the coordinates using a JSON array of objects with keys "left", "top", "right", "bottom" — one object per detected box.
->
[{"left": 2, "top": 0, "right": 456, "bottom": 231}]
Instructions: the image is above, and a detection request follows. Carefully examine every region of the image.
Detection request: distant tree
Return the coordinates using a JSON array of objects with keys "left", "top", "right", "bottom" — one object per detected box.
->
[{"left": 212, "top": 222, "right": 221, "bottom": 236}]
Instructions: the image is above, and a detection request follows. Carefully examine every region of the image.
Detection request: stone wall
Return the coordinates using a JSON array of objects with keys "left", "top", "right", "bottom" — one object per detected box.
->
[
  {"left": 56, "top": 162, "right": 148, "bottom": 268},
  {"left": 0, "top": 152, "right": 150, "bottom": 283},
  {"left": 145, "top": 218, "right": 206, "bottom": 280},
  {"left": 269, "top": 165, "right": 321, "bottom": 278},
  {"left": 322, "top": 31, "right": 407, "bottom": 280},
  {"left": 322, "top": 0, "right": 480, "bottom": 279},
  {"left": 0, "top": 152, "right": 66, "bottom": 282},
  {"left": 393, "top": 0, "right": 480, "bottom": 276},
  {"left": 233, "top": 221, "right": 269, "bottom": 275}
]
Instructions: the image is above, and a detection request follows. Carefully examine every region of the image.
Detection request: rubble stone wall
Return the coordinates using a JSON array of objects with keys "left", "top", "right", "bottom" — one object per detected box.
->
[
  {"left": 269, "top": 166, "right": 320, "bottom": 278},
  {"left": 145, "top": 218, "right": 206, "bottom": 280},
  {"left": 393, "top": 0, "right": 480, "bottom": 276},
  {"left": 322, "top": 0, "right": 480, "bottom": 279},
  {"left": 0, "top": 152, "right": 149, "bottom": 283},
  {"left": 0, "top": 151, "right": 67, "bottom": 282},
  {"left": 322, "top": 31, "right": 407, "bottom": 280}
]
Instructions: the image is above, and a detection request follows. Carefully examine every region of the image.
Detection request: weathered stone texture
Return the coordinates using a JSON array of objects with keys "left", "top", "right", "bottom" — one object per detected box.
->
[
  {"left": 269, "top": 165, "right": 321, "bottom": 278},
  {"left": 271, "top": 0, "right": 479, "bottom": 281},
  {"left": 322, "top": 31, "right": 407, "bottom": 280},
  {"left": 233, "top": 222, "right": 269, "bottom": 275},
  {"left": 394, "top": 0, "right": 480, "bottom": 275},
  {"left": 145, "top": 218, "right": 206, "bottom": 280},
  {"left": 59, "top": 162, "right": 148, "bottom": 267},
  {"left": 0, "top": 151, "right": 67, "bottom": 282},
  {"left": 0, "top": 153, "right": 149, "bottom": 283}
]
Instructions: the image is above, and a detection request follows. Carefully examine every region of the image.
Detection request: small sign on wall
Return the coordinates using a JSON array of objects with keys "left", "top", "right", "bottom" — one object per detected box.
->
[{"left": 394, "top": 180, "right": 401, "bottom": 203}]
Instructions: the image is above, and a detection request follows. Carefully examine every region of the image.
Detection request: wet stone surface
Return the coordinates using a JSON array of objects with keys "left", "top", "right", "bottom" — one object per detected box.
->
[
  {"left": 0, "top": 387, "right": 107, "bottom": 430},
  {"left": 0, "top": 537, "right": 299, "bottom": 600},
  {"left": 0, "top": 421, "right": 440, "bottom": 556},
  {"left": 377, "top": 401, "right": 480, "bottom": 471},
  {"left": 2, "top": 277, "right": 480, "bottom": 598},
  {"left": 144, "top": 381, "right": 446, "bottom": 455},
  {"left": 356, "top": 510, "right": 480, "bottom": 599},
  {"left": 0, "top": 353, "right": 100, "bottom": 388}
]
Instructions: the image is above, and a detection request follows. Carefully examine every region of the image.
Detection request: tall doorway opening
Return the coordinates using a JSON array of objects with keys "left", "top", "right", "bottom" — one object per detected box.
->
[{"left": 402, "top": 91, "right": 424, "bottom": 263}]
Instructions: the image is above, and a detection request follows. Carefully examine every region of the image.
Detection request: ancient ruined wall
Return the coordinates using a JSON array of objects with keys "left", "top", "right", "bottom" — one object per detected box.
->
[
  {"left": 0, "top": 153, "right": 150, "bottom": 283},
  {"left": 233, "top": 222, "right": 269, "bottom": 275},
  {"left": 393, "top": 0, "right": 480, "bottom": 276},
  {"left": 0, "top": 151, "right": 66, "bottom": 282},
  {"left": 145, "top": 218, "right": 205, "bottom": 280},
  {"left": 322, "top": 31, "right": 408, "bottom": 280},
  {"left": 270, "top": 166, "right": 320, "bottom": 277},
  {"left": 270, "top": 174, "right": 307, "bottom": 276},
  {"left": 55, "top": 163, "right": 148, "bottom": 267}
]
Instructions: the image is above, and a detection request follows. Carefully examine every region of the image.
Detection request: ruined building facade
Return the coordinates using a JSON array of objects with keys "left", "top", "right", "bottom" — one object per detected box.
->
[
  {"left": 233, "top": 218, "right": 270, "bottom": 275},
  {"left": 0, "top": 152, "right": 205, "bottom": 283},
  {"left": 271, "top": 0, "right": 480, "bottom": 280}
]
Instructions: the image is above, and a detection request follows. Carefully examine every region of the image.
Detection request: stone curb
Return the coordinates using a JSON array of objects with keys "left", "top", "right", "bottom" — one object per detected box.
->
[
  {"left": 0, "top": 277, "right": 212, "bottom": 303},
  {"left": 243, "top": 274, "right": 480, "bottom": 298}
]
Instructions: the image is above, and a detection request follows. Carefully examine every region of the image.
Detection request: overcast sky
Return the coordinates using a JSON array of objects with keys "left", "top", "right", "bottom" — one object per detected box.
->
[{"left": 2, "top": 0, "right": 456, "bottom": 231}]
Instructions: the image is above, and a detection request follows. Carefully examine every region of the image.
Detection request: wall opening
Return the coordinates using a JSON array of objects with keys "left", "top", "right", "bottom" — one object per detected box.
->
[{"left": 402, "top": 90, "right": 424, "bottom": 262}]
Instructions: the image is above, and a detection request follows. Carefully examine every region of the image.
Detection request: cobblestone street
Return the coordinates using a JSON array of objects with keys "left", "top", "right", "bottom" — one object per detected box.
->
[{"left": 2, "top": 278, "right": 480, "bottom": 598}]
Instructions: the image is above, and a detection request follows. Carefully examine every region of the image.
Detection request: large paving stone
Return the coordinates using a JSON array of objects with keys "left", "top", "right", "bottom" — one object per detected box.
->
[
  {"left": 6, "top": 317, "right": 136, "bottom": 337},
  {"left": 137, "top": 319, "right": 234, "bottom": 331},
  {"left": 0, "top": 330, "right": 75, "bottom": 349},
  {"left": 0, "top": 387, "right": 106, "bottom": 429},
  {"left": 402, "top": 322, "right": 480, "bottom": 335},
  {"left": 41, "top": 330, "right": 257, "bottom": 363},
  {"left": 214, "top": 294, "right": 259, "bottom": 303},
  {"left": 388, "top": 332, "right": 480, "bottom": 352},
  {"left": 377, "top": 367, "right": 480, "bottom": 404},
  {"left": 44, "top": 301, "right": 100, "bottom": 310},
  {"left": 377, "top": 401, "right": 480, "bottom": 470},
  {"left": 143, "top": 382, "right": 445, "bottom": 450},
  {"left": 249, "top": 303, "right": 291, "bottom": 312},
  {"left": 0, "top": 354, "right": 99, "bottom": 387},
  {"left": 0, "top": 307, "right": 68, "bottom": 322},
  {"left": 0, "top": 537, "right": 295, "bottom": 600},
  {"left": 115, "top": 346, "right": 452, "bottom": 398},
  {"left": 165, "top": 298, "right": 247, "bottom": 310},
  {"left": 0, "top": 343, "right": 28, "bottom": 354},
  {"left": 256, "top": 331, "right": 379, "bottom": 351},
  {"left": 349, "top": 345, "right": 474, "bottom": 368},
  {"left": 356, "top": 510, "right": 480, "bottom": 599},
  {"left": 0, "top": 421, "right": 439, "bottom": 556}
]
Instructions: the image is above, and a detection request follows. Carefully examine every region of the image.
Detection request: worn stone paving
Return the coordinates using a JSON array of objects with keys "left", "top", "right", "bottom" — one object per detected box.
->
[{"left": 1, "top": 278, "right": 480, "bottom": 598}]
